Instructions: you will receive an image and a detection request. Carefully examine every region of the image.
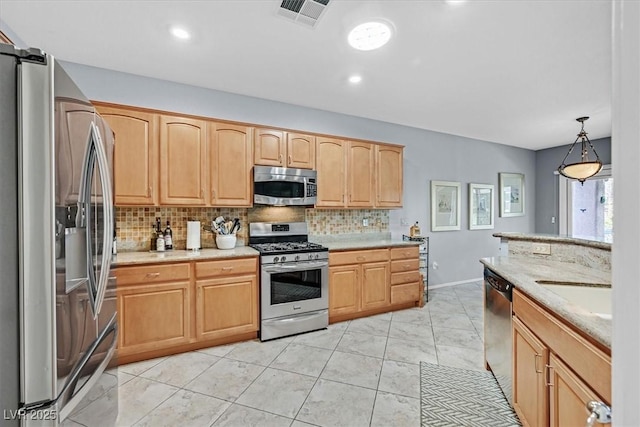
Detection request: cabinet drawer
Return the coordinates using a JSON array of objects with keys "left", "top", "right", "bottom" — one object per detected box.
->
[
  {"left": 116, "top": 263, "right": 190, "bottom": 286},
  {"left": 391, "top": 259, "right": 420, "bottom": 273},
  {"left": 390, "top": 246, "right": 419, "bottom": 260},
  {"left": 329, "top": 249, "right": 389, "bottom": 266},
  {"left": 391, "top": 282, "right": 420, "bottom": 304},
  {"left": 391, "top": 271, "right": 422, "bottom": 285},
  {"left": 195, "top": 257, "right": 257, "bottom": 279},
  {"left": 513, "top": 289, "right": 611, "bottom": 403}
]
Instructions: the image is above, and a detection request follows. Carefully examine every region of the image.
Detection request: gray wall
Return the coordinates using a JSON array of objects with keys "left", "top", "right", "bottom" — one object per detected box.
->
[
  {"left": 60, "top": 61, "right": 536, "bottom": 285},
  {"left": 534, "top": 137, "right": 611, "bottom": 235}
]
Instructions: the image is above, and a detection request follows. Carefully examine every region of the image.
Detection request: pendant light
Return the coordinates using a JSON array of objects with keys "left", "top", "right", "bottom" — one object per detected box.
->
[{"left": 557, "top": 117, "right": 602, "bottom": 185}]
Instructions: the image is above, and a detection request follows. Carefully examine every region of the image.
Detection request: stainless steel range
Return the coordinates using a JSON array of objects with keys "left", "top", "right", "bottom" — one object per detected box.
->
[{"left": 249, "top": 222, "right": 328, "bottom": 341}]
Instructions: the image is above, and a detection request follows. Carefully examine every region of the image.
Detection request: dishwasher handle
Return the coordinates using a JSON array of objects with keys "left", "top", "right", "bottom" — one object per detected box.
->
[{"left": 484, "top": 268, "right": 512, "bottom": 294}]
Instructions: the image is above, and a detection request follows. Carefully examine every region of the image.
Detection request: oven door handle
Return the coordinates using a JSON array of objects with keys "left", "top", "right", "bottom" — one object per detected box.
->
[
  {"left": 263, "top": 261, "right": 328, "bottom": 273},
  {"left": 263, "top": 309, "right": 328, "bottom": 324}
]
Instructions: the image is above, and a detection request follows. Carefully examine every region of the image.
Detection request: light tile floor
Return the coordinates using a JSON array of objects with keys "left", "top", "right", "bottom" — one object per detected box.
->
[{"left": 65, "top": 281, "right": 485, "bottom": 427}]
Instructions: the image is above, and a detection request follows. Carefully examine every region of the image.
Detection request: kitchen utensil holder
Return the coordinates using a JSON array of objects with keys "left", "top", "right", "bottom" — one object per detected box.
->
[{"left": 216, "top": 234, "right": 237, "bottom": 250}]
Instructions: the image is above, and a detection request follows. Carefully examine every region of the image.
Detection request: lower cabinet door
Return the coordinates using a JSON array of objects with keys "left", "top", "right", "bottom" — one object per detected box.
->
[
  {"left": 360, "top": 262, "right": 390, "bottom": 310},
  {"left": 513, "top": 316, "right": 549, "bottom": 427},
  {"left": 329, "top": 265, "right": 359, "bottom": 316},
  {"left": 118, "top": 282, "right": 190, "bottom": 355},
  {"left": 195, "top": 275, "right": 258, "bottom": 341},
  {"left": 549, "top": 353, "right": 605, "bottom": 427}
]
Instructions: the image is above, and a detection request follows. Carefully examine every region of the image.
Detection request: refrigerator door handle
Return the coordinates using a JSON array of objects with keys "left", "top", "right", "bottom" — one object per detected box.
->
[
  {"left": 78, "top": 121, "right": 113, "bottom": 318},
  {"left": 92, "top": 120, "right": 114, "bottom": 317}
]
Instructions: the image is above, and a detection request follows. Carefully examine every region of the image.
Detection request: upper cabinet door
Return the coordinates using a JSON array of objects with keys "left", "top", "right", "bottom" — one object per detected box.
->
[
  {"left": 209, "top": 122, "right": 253, "bottom": 207},
  {"left": 316, "top": 137, "right": 346, "bottom": 207},
  {"left": 159, "top": 115, "right": 207, "bottom": 205},
  {"left": 376, "top": 145, "right": 403, "bottom": 207},
  {"left": 347, "top": 141, "right": 375, "bottom": 207},
  {"left": 254, "top": 128, "right": 286, "bottom": 167},
  {"left": 96, "top": 105, "right": 158, "bottom": 206},
  {"left": 286, "top": 132, "right": 315, "bottom": 169}
]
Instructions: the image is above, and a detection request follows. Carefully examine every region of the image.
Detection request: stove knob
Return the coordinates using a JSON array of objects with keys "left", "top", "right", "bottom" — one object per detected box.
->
[
  {"left": 281, "top": 256, "right": 287, "bottom": 262},
  {"left": 295, "top": 255, "right": 300, "bottom": 261},
  {"left": 314, "top": 254, "right": 320, "bottom": 260},
  {"left": 273, "top": 257, "right": 279, "bottom": 263},
  {"left": 308, "top": 254, "right": 313, "bottom": 260}
]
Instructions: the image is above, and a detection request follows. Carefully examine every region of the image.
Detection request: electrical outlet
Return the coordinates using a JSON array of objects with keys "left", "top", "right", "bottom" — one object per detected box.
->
[
  {"left": 532, "top": 242, "right": 551, "bottom": 255},
  {"left": 362, "top": 218, "right": 369, "bottom": 227},
  {"left": 400, "top": 218, "right": 409, "bottom": 226},
  {"left": 432, "top": 261, "right": 438, "bottom": 270},
  {"left": 551, "top": 216, "right": 556, "bottom": 224}
]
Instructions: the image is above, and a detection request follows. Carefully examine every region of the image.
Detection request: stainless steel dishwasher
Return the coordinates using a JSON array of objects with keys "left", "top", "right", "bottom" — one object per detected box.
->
[{"left": 484, "top": 267, "right": 514, "bottom": 405}]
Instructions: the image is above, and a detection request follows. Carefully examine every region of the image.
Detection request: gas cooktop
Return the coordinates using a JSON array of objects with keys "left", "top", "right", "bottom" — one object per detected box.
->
[{"left": 250, "top": 241, "right": 327, "bottom": 255}]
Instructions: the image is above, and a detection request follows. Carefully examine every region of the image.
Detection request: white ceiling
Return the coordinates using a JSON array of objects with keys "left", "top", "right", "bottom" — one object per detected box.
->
[{"left": 1, "top": 0, "right": 612, "bottom": 150}]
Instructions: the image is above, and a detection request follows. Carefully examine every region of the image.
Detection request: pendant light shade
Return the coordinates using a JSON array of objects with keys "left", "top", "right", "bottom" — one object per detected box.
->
[{"left": 557, "top": 117, "right": 602, "bottom": 184}]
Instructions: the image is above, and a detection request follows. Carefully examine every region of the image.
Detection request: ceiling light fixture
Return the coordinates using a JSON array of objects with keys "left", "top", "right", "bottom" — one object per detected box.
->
[
  {"left": 348, "top": 21, "right": 392, "bottom": 51},
  {"left": 170, "top": 27, "right": 191, "bottom": 40},
  {"left": 557, "top": 117, "right": 602, "bottom": 185},
  {"left": 348, "top": 75, "right": 362, "bottom": 84}
]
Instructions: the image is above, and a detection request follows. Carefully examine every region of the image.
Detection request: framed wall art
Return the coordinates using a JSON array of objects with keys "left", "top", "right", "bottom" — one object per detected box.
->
[
  {"left": 431, "top": 180, "right": 461, "bottom": 231},
  {"left": 499, "top": 173, "right": 525, "bottom": 217},
  {"left": 469, "top": 183, "right": 495, "bottom": 230}
]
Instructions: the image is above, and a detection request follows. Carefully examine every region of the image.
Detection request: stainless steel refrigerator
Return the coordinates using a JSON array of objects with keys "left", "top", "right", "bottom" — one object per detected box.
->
[{"left": 0, "top": 44, "right": 118, "bottom": 426}]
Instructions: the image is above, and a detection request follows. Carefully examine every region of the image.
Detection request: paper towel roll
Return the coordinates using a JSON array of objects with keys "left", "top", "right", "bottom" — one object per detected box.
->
[{"left": 186, "top": 221, "right": 201, "bottom": 250}]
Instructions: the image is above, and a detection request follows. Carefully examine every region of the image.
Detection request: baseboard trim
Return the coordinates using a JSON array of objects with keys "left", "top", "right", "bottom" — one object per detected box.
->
[{"left": 430, "top": 277, "right": 483, "bottom": 290}]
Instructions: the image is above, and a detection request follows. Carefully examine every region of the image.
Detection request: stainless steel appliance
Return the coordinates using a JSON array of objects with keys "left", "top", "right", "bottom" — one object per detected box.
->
[
  {"left": 253, "top": 166, "right": 317, "bottom": 206},
  {"left": 0, "top": 45, "right": 117, "bottom": 425},
  {"left": 250, "top": 222, "right": 328, "bottom": 341},
  {"left": 484, "top": 267, "right": 514, "bottom": 405}
]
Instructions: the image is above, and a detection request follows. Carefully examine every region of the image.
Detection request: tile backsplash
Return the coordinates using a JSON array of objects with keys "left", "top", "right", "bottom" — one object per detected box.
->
[
  {"left": 306, "top": 209, "right": 389, "bottom": 235},
  {"left": 116, "top": 206, "right": 390, "bottom": 252},
  {"left": 115, "top": 207, "right": 248, "bottom": 252}
]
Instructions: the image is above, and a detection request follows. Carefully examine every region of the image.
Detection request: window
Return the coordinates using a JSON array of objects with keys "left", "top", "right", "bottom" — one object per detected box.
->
[{"left": 559, "top": 165, "right": 613, "bottom": 242}]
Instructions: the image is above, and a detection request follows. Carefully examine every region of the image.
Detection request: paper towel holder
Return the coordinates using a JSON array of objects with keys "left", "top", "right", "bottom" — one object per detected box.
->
[{"left": 186, "top": 220, "right": 201, "bottom": 251}]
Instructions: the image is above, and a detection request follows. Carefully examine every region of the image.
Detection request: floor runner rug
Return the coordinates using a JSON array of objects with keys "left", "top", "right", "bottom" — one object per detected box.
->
[{"left": 420, "top": 362, "right": 521, "bottom": 427}]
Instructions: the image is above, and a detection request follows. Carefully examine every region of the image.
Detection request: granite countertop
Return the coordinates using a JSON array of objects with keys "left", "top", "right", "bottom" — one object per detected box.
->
[
  {"left": 493, "top": 232, "right": 611, "bottom": 251},
  {"left": 113, "top": 246, "right": 259, "bottom": 266},
  {"left": 311, "top": 238, "right": 422, "bottom": 251},
  {"left": 480, "top": 255, "right": 612, "bottom": 348}
]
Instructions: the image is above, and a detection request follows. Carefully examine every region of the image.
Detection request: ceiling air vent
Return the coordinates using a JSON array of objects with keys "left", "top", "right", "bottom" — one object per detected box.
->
[{"left": 278, "top": 0, "right": 330, "bottom": 28}]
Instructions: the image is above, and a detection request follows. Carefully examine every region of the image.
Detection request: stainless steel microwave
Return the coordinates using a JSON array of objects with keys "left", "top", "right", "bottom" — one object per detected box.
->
[{"left": 253, "top": 166, "right": 317, "bottom": 206}]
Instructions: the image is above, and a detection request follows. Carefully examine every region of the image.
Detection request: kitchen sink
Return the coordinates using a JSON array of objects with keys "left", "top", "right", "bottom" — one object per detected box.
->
[{"left": 536, "top": 280, "right": 612, "bottom": 319}]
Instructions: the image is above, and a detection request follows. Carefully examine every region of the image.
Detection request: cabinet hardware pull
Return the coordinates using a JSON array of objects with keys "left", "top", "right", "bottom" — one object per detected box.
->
[
  {"left": 288, "top": 155, "right": 292, "bottom": 165},
  {"left": 545, "top": 364, "right": 553, "bottom": 386},
  {"left": 279, "top": 154, "right": 283, "bottom": 164},
  {"left": 145, "top": 272, "right": 160, "bottom": 279},
  {"left": 534, "top": 354, "right": 543, "bottom": 373},
  {"left": 356, "top": 256, "right": 365, "bottom": 261},
  {"left": 147, "top": 186, "right": 151, "bottom": 197},
  {"left": 222, "top": 267, "right": 233, "bottom": 271},
  {"left": 200, "top": 189, "right": 204, "bottom": 199},
  {"left": 212, "top": 190, "right": 216, "bottom": 200},
  {"left": 404, "top": 264, "right": 410, "bottom": 269}
]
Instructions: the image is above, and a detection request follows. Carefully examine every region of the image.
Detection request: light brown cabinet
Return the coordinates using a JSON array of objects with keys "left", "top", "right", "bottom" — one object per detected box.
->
[
  {"left": 512, "top": 289, "right": 611, "bottom": 427},
  {"left": 208, "top": 122, "right": 253, "bottom": 206},
  {"left": 317, "top": 139, "right": 404, "bottom": 208},
  {"left": 116, "top": 263, "right": 191, "bottom": 358},
  {"left": 389, "top": 246, "right": 421, "bottom": 304},
  {"left": 195, "top": 258, "right": 259, "bottom": 341},
  {"left": 316, "top": 137, "right": 347, "bottom": 207},
  {"left": 159, "top": 115, "right": 207, "bottom": 205},
  {"left": 96, "top": 105, "right": 159, "bottom": 206},
  {"left": 347, "top": 141, "right": 376, "bottom": 207},
  {"left": 328, "top": 249, "right": 390, "bottom": 320},
  {"left": 375, "top": 145, "right": 403, "bottom": 207},
  {"left": 254, "top": 128, "right": 315, "bottom": 169}
]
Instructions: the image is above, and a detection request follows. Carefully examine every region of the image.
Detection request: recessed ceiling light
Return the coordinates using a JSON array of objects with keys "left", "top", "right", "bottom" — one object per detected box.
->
[
  {"left": 170, "top": 27, "right": 191, "bottom": 40},
  {"left": 445, "top": 0, "right": 467, "bottom": 5},
  {"left": 348, "top": 21, "right": 392, "bottom": 51},
  {"left": 348, "top": 75, "right": 362, "bottom": 84}
]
